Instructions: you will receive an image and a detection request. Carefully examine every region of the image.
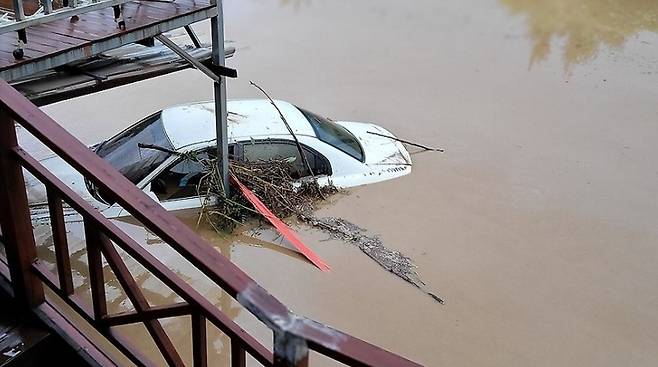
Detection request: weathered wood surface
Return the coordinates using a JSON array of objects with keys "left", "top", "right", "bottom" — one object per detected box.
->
[
  {"left": 0, "top": 0, "right": 214, "bottom": 79},
  {"left": 0, "top": 0, "right": 42, "bottom": 16},
  {"left": 0, "top": 287, "right": 90, "bottom": 367}
]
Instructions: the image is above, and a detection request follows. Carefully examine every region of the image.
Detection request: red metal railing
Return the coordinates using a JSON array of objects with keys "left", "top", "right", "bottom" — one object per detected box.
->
[{"left": 0, "top": 79, "right": 422, "bottom": 367}]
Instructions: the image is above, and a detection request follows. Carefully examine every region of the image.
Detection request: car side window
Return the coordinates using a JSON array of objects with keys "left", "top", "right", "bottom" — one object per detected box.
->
[
  {"left": 241, "top": 140, "right": 331, "bottom": 179},
  {"left": 150, "top": 147, "right": 227, "bottom": 201}
]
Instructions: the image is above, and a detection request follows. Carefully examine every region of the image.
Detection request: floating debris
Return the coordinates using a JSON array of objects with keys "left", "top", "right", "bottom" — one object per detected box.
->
[
  {"left": 194, "top": 157, "right": 443, "bottom": 303},
  {"left": 196, "top": 156, "right": 337, "bottom": 232},
  {"left": 300, "top": 216, "right": 444, "bottom": 304}
]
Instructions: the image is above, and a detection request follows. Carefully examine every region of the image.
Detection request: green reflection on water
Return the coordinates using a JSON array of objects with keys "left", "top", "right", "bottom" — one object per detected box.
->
[{"left": 500, "top": 0, "right": 658, "bottom": 68}]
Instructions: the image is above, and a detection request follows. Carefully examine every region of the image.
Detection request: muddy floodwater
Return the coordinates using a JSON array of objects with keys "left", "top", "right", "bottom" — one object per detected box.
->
[{"left": 18, "top": 0, "right": 658, "bottom": 366}]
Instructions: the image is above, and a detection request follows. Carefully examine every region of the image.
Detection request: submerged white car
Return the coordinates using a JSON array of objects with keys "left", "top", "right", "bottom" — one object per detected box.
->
[{"left": 26, "top": 100, "right": 412, "bottom": 218}]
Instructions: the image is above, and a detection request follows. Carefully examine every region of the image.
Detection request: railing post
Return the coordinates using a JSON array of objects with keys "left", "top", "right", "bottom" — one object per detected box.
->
[
  {"left": 192, "top": 313, "right": 208, "bottom": 367},
  {"left": 12, "top": 0, "right": 25, "bottom": 20},
  {"left": 273, "top": 331, "right": 309, "bottom": 367},
  {"left": 231, "top": 340, "right": 246, "bottom": 367},
  {"left": 43, "top": 0, "right": 53, "bottom": 14},
  {"left": 84, "top": 218, "right": 107, "bottom": 320},
  {"left": 0, "top": 111, "right": 45, "bottom": 307}
]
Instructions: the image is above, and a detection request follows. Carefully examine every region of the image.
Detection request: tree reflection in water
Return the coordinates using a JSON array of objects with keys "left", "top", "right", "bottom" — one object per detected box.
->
[
  {"left": 500, "top": 0, "right": 658, "bottom": 69},
  {"left": 33, "top": 217, "right": 246, "bottom": 367}
]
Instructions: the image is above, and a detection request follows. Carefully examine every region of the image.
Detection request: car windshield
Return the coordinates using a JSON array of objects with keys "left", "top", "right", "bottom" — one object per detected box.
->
[
  {"left": 88, "top": 112, "right": 174, "bottom": 204},
  {"left": 297, "top": 107, "right": 365, "bottom": 162},
  {"left": 95, "top": 111, "right": 174, "bottom": 184}
]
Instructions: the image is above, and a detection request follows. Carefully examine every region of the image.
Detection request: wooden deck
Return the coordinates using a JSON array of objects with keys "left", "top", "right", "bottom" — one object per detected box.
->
[
  {"left": 0, "top": 280, "right": 90, "bottom": 367},
  {"left": 0, "top": 0, "right": 216, "bottom": 81}
]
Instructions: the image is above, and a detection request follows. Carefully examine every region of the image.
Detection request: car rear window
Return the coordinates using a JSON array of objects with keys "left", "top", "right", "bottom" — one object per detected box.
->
[{"left": 297, "top": 107, "right": 365, "bottom": 162}]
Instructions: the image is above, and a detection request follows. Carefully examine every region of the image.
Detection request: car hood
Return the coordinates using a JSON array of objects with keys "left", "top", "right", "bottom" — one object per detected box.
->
[
  {"left": 25, "top": 154, "right": 105, "bottom": 209},
  {"left": 335, "top": 121, "right": 412, "bottom": 166}
]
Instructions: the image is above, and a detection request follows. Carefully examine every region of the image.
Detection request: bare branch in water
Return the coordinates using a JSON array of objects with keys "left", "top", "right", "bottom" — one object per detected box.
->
[{"left": 250, "top": 80, "right": 326, "bottom": 199}]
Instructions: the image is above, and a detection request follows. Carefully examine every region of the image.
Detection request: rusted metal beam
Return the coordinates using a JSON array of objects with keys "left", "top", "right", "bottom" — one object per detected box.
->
[
  {"left": 185, "top": 25, "right": 203, "bottom": 48},
  {"left": 14, "top": 47, "right": 236, "bottom": 106},
  {"left": 154, "top": 33, "right": 237, "bottom": 81},
  {"left": 0, "top": 110, "right": 44, "bottom": 308},
  {"left": 47, "top": 189, "right": 75, "bottom": 296}
]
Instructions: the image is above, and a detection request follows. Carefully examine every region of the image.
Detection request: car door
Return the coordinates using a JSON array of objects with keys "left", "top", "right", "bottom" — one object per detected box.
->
[
  {"left": 238, "top": 138, "right": 332, "bottom": 180},
  {"left": 145, "top": 147, "right": 218, "bottom": 212}
]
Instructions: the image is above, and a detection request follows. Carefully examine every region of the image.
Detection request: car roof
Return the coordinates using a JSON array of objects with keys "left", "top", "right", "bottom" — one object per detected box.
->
[{"left": 160, "top": 99, "right": 317, "bottom": 149}]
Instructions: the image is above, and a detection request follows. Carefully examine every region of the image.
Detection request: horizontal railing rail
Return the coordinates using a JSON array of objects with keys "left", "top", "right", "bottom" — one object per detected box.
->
[
  {"left": 0, "top": 79, "right": 422, "bottom": 367},
  {"left": 0, "top": 0, "right": 132, "bottom": 34}
]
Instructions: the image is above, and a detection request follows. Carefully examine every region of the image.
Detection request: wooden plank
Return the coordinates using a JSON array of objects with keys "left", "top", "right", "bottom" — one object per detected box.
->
[
  {"left": 1, "top": 3, "right": 218, "bottom": 79},
  {"left": 74, "top": 7, "right": 116, "bottom": 21},
  {"left": 191, "top": 313, "right": 207, "bottom": 367},
  {"left": 34, "top": 301, "right": 120, "bottom": 367},
  {"left": 53, "top": 17, "right": 117, "bottom": 38},
  {"left": 84, "top": 218, "right": 107, "bottom": 320},
  {"left": 0, "top": 31, "right": 67, "bottom": 51},
  {"left": 8, "top": 28, "right": 81, "bottom": 49},
  {"left": 0, "top": 0, "right": 41, "bottom": 15},
  {"left": 0, "top": 0, "right": 133, "bottom": 34},
  {"left": 46, "top": 189, "right": 75, "bottom": 296},
  {"left": 0, "top": 38, "right": 46, "bottom": 59},
  {"left": 31, "top": 260, "right": 158, "bottom": 367},
  {"left": 98, "top": 235, "right": 185, "bottom": 367},
  {"left": 101, "top": 302, "right": 193, "bottom": 327},
  {"left": 36, "top": 22, "right": 98, "bottom": 42},
  {"left": 21, "top": 40, "right": 63, "bottom": 54},
  {"left": 11, "top": 145, "right": 275, "bottom": 367},
  {"left": 0, "top": 50, "right": 28, "bottom": 65},
  {"left": 0, "top": 324, "right": 50, "bottom": 366},
  {"left": 231, "top": 340, "right": 247, "bottom": 367},
  {"left": 0, "top": 110, "right": 44, "bottom": 308},
  {"left": 26, "top": 27, "right": 85, "bottom": 47}
]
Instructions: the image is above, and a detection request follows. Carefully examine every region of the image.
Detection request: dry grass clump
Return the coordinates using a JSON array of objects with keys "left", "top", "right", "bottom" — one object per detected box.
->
[{"left": 196, "top": 157, "right": 336, "bottom": 232}]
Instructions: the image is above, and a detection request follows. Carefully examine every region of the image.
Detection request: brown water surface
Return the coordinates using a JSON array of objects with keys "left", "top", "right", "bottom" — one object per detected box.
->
[{"left": 22, "top": 0, "right": 658, "bottom": 366}]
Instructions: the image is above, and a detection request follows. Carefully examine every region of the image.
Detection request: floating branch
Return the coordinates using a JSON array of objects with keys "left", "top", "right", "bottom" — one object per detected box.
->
[{"left": 250, "top": 80, "right": 325, "bottom": 199}]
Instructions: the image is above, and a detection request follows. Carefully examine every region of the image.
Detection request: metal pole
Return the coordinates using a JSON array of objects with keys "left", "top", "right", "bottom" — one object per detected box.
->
[
  {"left": 155, "top": 34, "right": 220, "bottom": 83},
  {"left": 12, "top": 0, "right": 25, "bottom": 20},
  {"left": 211, "top": 0, "right": 229, "bottom": 196}
]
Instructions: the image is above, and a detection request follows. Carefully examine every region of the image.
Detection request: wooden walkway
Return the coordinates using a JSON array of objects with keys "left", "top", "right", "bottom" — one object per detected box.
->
[
  {"left": 0, "top": 0, "right": 216, "bottom": 81},
  {"left": 0, "top": 278, "right": 89, "bottom": 367}
]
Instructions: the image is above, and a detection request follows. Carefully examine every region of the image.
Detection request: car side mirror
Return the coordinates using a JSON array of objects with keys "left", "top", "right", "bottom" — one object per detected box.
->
[{"left": 151, "top": 178, "right": 167, "bottom": 194}]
